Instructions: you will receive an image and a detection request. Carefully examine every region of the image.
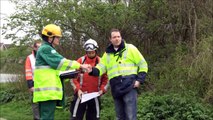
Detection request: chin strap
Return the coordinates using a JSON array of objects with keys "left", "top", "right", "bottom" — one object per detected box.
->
[{"left": 50, "top": 36, "right": 55, "bottom": 45}]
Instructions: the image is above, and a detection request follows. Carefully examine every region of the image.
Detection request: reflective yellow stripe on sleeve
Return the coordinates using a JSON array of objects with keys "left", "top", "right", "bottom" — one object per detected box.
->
[
  {"left": 57, "top": 58, "right": 80, "bottom": 71},
  {"left": 137, "top": 59, "right": 148, "bottom": 73},
  {"left": 96, "top": 63, "right": 106, "bottom": 76}
]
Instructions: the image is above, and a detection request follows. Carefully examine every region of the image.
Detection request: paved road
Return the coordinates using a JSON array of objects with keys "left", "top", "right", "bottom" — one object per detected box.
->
[
  {"left": 0, "top": 73, "right": 20, "bottom": 83},
  {"left": 0, "top": 118, "right": 7, "bottom": 120}
]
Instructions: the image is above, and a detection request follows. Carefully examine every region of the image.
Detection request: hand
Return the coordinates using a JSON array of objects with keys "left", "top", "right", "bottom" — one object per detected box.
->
[
  {"left": 134, "top": 81, "right": 140, "bottom": 88},
  {"left": 98, "top": 90, "right": 103, "bottom": 96},
  {"left": 80, "top": 64, "right": 92, "bottom": 73},
  {"left": 29, "top": 87, "right": 34, "bottom": 93},
  {"left": 87, "top": 65, "right": 92, "bottom": 73},
  {"left": 78, "top": 90, "right": 83, "bottom": 99}
]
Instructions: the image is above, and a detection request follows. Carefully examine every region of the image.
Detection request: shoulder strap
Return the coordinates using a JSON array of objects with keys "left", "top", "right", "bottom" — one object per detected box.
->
[
  {"left": 81, "top": 56, "right": 86, "bottom": 64},
  {"left": 95, "top": 57, "right": 99, "bottom": 66},
  {"left": 82, "top": 56, "right": 99, "bottom": 65}
]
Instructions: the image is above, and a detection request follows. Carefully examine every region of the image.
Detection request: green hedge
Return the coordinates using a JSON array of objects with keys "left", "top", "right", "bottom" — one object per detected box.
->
[
  {"left": 138, "top": 94, "right": 213, "bottom": 120},
  {"left": 1, "top": 84, "right": 213, "bottom": 119}
]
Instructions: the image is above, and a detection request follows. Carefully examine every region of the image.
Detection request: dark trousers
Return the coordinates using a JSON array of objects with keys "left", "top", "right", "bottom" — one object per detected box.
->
[
  {"left": 30, "top": 93, "right": 40, "bottom": 120},
  {"left": 32, "top": 102, "right": 40, "bottom": 120},
  {"left": 39, "top": 100, "right": 56, "bottom": 120},
  {"left": 70, "top": 95, "right": 100, "bottom": 120}
]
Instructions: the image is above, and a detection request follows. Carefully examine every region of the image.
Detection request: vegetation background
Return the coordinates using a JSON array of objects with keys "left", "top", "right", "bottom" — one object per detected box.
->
[{"left": 0, "top": 0, "right": 213, "bottom": 119}]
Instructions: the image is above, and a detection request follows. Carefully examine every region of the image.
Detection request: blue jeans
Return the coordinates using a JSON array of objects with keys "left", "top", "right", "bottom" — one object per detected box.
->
[{"left": 114, "top": 88, "right": 137, "bottom": 120}]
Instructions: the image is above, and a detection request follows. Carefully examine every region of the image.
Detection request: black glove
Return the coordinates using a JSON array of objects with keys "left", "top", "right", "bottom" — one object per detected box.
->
[{"left": 27, "top": 80, "right": 34, "bottom": 88}]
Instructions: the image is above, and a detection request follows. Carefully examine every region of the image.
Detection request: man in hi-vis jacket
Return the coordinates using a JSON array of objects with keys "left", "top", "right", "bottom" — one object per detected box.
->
[
  {"left": 88, "top": 29, "right": 148, "bottom": 120},
  {"left": 33, "top": 24, "right": 91, "bottom": 120}
]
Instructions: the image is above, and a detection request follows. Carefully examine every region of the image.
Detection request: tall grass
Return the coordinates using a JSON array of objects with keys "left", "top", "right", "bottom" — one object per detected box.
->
[
  {"left": 188, "top": 37, "right": 213, "bottom": 103},
  {"left": 148, "top": 36, "right": 213, "bottom": 104}
]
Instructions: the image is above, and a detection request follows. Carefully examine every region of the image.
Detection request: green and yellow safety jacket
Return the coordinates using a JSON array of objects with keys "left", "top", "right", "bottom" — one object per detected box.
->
[
  {"left": 90, "top": 40, "right": 148, "bottom": 98},
  {"left": 33, "top": 42, "right": 80, "bottom": 103}
]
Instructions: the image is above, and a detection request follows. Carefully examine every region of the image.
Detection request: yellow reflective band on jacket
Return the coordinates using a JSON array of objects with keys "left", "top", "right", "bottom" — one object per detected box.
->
[
  {"left": 57, "top": 58, "right": 80, "bottom": 71},
  {"left": 137, "top": 59, "right": 148, "bottom": 72},
  {"left": 107, "top": 63, "right": 138, "bottom": 78},
  {"left": 107, "top": 63, "right": 136, "bottom": 71},
  {"left": 96, "top": 43, "right": 148, "bottom": 80},
  {"left": 97, "top": 63, "right": 107, "bottom": 74},
  {"left": 34, "top": 87, "right": 62, "bottom": 91},
  {"left": 33, "top": 66, "right": 62, "bottom": 103}
]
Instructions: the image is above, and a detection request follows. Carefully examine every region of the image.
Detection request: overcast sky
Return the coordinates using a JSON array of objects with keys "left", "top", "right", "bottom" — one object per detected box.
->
[{"left": 1, "top": 0, "right": 15, "bottom": 44}]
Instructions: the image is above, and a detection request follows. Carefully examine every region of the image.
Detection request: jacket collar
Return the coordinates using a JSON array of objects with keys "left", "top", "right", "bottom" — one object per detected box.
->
[
  {"left": 106, "top": 40, "right": 125, "bottom": 53},
  {"left": 32, "top": 50, "right": 36, "bottom": 57},
  {"left": 43, "top": 41, "right": 55, "bottom": 49}
]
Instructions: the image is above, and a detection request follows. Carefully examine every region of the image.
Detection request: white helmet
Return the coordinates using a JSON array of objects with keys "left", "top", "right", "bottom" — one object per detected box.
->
[{"left": 83, "top": 39, "right": 99, "bottom": 51}]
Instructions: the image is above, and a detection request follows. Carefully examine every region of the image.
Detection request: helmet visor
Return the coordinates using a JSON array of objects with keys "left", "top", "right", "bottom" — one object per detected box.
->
[{"left": 84, "top": 43, "right": 97, "bottom": 51}]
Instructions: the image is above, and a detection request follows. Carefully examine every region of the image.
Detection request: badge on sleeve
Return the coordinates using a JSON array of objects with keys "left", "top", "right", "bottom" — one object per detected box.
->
[{"left": 51, "top": 50, "right": 56, "bottom": 54}]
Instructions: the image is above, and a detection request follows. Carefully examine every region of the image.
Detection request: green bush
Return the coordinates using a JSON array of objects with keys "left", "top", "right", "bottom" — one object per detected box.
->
[
  {"left": 138, "top": 94, "right": 213, "bottom": 120},
  {"left": 0, "top": 76, "right": 29, "bottom": 104},
  {"left": 100, "top": 92, "right": 116, "bottom": 120},
  {"left": 0, "top": 90, "right": 15, "bottom": 104},
  {"left": 0, "top": 87, "right": 29, "bottom": 104}
]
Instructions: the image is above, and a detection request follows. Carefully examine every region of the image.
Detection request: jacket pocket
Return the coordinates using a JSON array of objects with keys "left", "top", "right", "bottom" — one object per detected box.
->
[{"left": 110, "top": 76, "right": 134, "bottom": 98}]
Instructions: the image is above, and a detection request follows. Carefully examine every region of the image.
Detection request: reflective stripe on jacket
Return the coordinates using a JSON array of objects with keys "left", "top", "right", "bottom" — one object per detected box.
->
[{"left": 25, "top": 51, "right": 35, "bottom": 80}]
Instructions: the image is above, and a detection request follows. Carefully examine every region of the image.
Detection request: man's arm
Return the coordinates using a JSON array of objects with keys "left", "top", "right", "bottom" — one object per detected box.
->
[
  {"left": 25, "top": 56, "right": 34, "bottom": 89},
  {"left": 137, "top": 72, "right": 147, "bottom": 84},
  {"left": 129, "top": 44, "right": 148, "bottom": 83},
  {"left": 88, "top": 67, "right": 100, "bottom": 76},
  {"left": 99, "top": 73, "right": 109, "bottom": 94},
  {"left": 70, "top": 58, "right": 82, "bottom": 93}
]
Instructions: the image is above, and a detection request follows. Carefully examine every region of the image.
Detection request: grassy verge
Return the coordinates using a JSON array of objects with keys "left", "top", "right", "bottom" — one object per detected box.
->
[
  {"left": 1, "top": 81, "right": 213, "bottom": 119},
  {"left": 0, "top": 94, "right": 115, "bottom": 120},
  {"left": 0, "top": 100, "right": 70, "bottom": 120},
  {"left": 1, "top": 92, "right": 213, "bottom": 120},
  {"left": 0, "top": 80, "right": 115, "bottom": 119}
]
